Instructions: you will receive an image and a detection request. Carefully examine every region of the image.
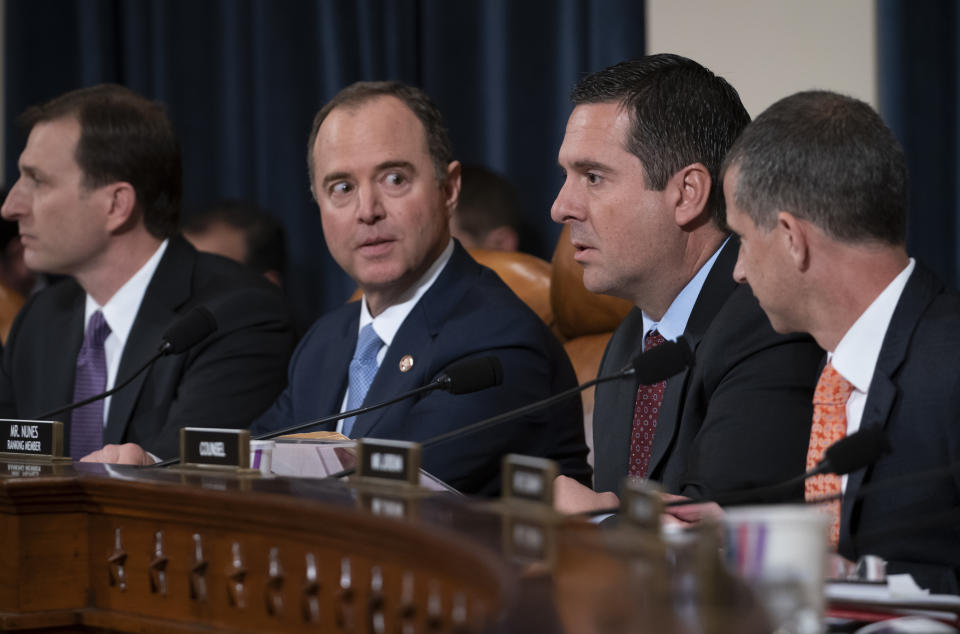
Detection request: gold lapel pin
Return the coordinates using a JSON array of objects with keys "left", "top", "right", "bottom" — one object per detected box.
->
[{"left": 398, "top": 355, "right": 415, "bottom": 373}]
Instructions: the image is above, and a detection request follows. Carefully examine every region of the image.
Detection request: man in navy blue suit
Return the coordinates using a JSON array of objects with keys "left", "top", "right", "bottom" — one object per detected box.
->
[
  {"left": 723, "top": 90, "right": 960, "bottom": 593},
  {"left": 251, "top": 81, "right": 591, "bottom": 496}
]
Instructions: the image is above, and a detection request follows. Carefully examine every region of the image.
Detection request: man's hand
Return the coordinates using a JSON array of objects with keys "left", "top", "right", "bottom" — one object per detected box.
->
[
  {"left": 661, "top": 492, "right": 725, "bottom": 526},
  {"left": 553, "top": 474, "right": 620, "bottom": 515},
  {"left": 80, "top": 443, "right": 157, "bottom": 466}
]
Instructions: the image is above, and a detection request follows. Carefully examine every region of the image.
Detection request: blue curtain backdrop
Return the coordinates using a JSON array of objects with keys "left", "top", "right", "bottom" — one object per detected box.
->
[
  {"left": 3, "top": 0, "right": 646, "bottom": 327},
  {"left": 877, "top": 0, "right": 960, "bottom": 288}
]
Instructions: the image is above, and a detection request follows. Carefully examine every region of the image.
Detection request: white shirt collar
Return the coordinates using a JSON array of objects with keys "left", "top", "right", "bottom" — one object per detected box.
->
[
  {"left": 357, "top": 239, "right": 455, "bottom": 347},
  {"left": 84, "top": 240, "right": 169, "bottom": 343},
  {"left": 642, "top": 237, "right": 728, "bottom": 348},
  {"left": 829, "top": 258, "right": 915, "bottom": 392}
]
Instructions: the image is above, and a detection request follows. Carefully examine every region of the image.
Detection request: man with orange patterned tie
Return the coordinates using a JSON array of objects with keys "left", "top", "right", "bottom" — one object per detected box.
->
[{"left": 723, "top": 90, "right": 960, "bottom": 594}]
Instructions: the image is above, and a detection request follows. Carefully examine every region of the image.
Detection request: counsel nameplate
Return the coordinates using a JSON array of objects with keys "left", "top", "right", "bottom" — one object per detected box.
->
[{"left": 179, "top": 428, "right": 250, "bottom": 470}]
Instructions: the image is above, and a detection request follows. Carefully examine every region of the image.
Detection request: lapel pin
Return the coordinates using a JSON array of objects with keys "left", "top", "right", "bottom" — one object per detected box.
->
[{"left": 398, "top": 355, "right": 414, "bottom": 373}]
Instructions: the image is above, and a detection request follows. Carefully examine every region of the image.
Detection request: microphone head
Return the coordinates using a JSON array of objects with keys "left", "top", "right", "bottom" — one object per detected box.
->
[
  {"left": 438, "top": 356, "right": 504, "bottom": 395},
  {"left": 821, "top": 426, "right": 891, "bottom": 475},
  {"left": 630, "top": 337, "right": 694, "bottom": 384},
  {"left": 159, "top": 307, "right": 218, "bottom": 355}
]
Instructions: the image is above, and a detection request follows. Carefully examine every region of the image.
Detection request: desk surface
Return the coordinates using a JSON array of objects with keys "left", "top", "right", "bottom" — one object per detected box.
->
[{"left": 0, "top": 459, "right": 769, "bottom": 633}]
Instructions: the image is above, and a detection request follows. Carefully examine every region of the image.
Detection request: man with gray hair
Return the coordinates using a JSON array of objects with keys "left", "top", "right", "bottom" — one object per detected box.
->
[{"left": 724, "top": 90, "right": 960, "bottom": 593}]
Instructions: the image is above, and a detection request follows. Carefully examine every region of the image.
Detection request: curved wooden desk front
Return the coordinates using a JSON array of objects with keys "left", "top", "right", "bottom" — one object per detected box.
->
[{"left": 0, "top": 460, "right": 767, "bottom": 633}]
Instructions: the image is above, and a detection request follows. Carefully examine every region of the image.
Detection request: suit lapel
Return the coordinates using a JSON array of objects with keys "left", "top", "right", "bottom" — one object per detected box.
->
[
  {"left": 103, "top": 238, "right": 194, "bottom": 444},
  {"left": 648, "top": 238, "right": 739, "bottom": 475},
  {"left": 838, "top": 264, "right": 941, "bottom": 551},
  {"left": 312, "top": 309, "right": 359, "bottom": 431},
  {"left": 45, "top": 285, "right": 86, "bottom": 429},
  {"left": 595, "top": 309, "right": 645, "bottom": 488},
  {"left": 351, "top": 244, "right": 474, "bottom": 438}
]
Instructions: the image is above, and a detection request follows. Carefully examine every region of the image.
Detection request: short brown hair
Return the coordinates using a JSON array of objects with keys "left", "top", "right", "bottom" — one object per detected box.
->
[
  {"left": 19, "top": 84, "right": 182, "bottom": 238},
  {"left": 306, "top": 81, "right": 454, "bottom": 194}
]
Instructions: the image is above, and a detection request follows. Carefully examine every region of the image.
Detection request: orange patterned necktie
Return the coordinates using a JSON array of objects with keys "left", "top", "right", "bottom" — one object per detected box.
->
[{"left": 805, "top": 362, "right": 855, "bottom": 546}]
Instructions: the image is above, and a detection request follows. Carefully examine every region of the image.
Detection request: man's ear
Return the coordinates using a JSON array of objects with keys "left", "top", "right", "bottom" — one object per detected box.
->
[
  {"left": 777, "top": 211, "right": 810, "bottom": 271},
  {"left": 672, "top": 162, "right": 711, "bottom": 229},
  {"left": 104, "top": 182, "right": 138, "bottom": 232},
  {"left": 443, "top": 160, "right": 462, "bottom": 218}
]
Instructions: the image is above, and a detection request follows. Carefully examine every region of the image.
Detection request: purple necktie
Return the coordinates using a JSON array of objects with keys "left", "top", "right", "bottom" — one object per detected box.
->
[{"left": 70, "top": 310, "right": 111, "bottom": 459}]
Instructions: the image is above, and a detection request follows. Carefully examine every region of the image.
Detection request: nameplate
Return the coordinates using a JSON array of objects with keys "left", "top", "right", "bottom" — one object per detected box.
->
[
  {"left": 355, "top": 439, "right": 420, "bottom": 485},
  {"left": 502, "top": 515, "right": 555, "bottom": 566},
  {"left": 179, "top": 428, "right": 250, "bottom": 470},
  {"left": 619, "top": 478, "right": 663, "bottom": 531},
  {"left": 501, "top": 454, "right": 558, "bottom": 506},
  {"left": 0, "top": 419, "right": 66, "bottom": 462}
]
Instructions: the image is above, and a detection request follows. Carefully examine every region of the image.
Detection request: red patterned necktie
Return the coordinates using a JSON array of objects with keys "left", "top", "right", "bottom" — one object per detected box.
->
[
  {"left": 805, "top": 362, "right": 855, "bottom": 546},
  {"left": 627, "top": 330, "right": 666, "bottom": 478}
]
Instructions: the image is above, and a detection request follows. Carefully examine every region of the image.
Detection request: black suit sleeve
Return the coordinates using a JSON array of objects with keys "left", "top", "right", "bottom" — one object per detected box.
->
[
  {"left": 128, "top": 285, "right": 295, "bottom": 459},
  {"left": 672, "top": 295, "right": 822, "bottom": 500}
]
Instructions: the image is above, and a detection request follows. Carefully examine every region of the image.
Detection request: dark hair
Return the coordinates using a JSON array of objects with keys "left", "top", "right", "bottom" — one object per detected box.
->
[
  {"left": 455, "top": 165, "right": 523, "bottom": 240},
  {"left": 182, "top": 200, "right": 286, "bottom": 277},
  {"left": 571, "top": 54, "right": 751, "bottom": 228},
  {"left": 306, "top": 81, "right": 454, "bottom": 192},
  {"left": 18, "top": 84, "right": 182, "bottom": 239},
  {"left": 723, "top": 91, "right": 907, "bottom": 245}
]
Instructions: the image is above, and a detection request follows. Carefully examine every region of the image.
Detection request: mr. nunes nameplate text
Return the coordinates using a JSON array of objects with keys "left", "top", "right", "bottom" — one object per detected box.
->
[{"left": 0, "top": 419, "right": 64, "bottom": 459}]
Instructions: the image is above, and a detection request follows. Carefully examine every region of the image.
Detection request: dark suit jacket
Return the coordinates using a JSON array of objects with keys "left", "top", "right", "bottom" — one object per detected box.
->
[
  {"left": 839, "top": 263, "right": 960, "bottom": 594},
  {"left": 252, "top": 244, "right": 592, "bottom": 496},
  {"left": 593, "top": 238, "right": 823, "bottom": 498},
  {"left": 0, "top": 237, "right": 295, "bottom": 459}
]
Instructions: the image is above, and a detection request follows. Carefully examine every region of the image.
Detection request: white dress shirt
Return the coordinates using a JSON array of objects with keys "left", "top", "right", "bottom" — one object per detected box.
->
[
  {"left": 82, "top": 240, "right": 169, "bottom": 426},
  {"left": 828, "top": 258, "right": 914, "bottom": 490},
  {"left": 336, "top": 239, "right": 455, "bottom": 434}
]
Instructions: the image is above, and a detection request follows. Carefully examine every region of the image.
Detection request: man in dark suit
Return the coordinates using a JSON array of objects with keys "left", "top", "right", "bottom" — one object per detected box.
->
[
  {"left": 0, "top": 85, "right": 294, "bottom": 462},
  {"left": 251, "top": 81, "right": 590, "bottom": 496},
  {"left": 551, "top": 55, "right": 822, "bottom": 513},
  {"left": 724, "top": 90, "right": 960, "bottom": 593}
]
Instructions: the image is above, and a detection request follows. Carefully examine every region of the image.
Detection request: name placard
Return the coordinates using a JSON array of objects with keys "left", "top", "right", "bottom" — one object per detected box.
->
[
  {"left": 179, "top": 428, "right": 250, "bottom": 470},
  {"left": 619, "top": 478, "right": 664, "bottom": 531},
  {"left": 355, "top": 439, "right": 421, "bottom": 485},
  {"left": 0, "top": 419, "right": 65, "bottom": 461},
  {"left": 501, "top": 454, "right": 558, "bottom": 506},
  {"left": 502, "top": 515, "right": 555, "bottom": 566}
]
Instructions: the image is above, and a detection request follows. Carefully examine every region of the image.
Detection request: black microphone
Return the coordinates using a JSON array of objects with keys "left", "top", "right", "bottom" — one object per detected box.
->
[
  {"left": 158, "top": 306, "right": 217, "bottom": 354},
  {"left": 149, "top": 356, "right": 506, "bottom": 469},
  {"left": 327, "top": 337, "right": 695, "bottom": 479},
  {"left": 631, "top": 337, "right": 695, "bottom": 384},
  {"left": 35, "top": 306, "right": 219, "bottom": 420},
  {"left": 435, "top": 355, "right": 504, "bottom": 395},
  {"left": 422, "top": 337, "right": 694, "bottom": 451},
  {"left": 813, "top": 425, "right": 891, "bottom": 479},
  {"left": 665, "top": 427, "right": 891, "bottom": 509}
]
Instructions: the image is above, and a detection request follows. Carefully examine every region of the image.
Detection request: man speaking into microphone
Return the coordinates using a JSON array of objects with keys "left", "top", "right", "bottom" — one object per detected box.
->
[
  {"left": 0, "top": 85, "right": 295, "bottom": 462},
  {"left": 250, "top": 81, "right": 591, "bottom": 496},
  {"left": 550, "top": 55, "right": 823, "bottom": 513},
  {"left": 722, "top": 91, "right": 960, "bottom": 593}
]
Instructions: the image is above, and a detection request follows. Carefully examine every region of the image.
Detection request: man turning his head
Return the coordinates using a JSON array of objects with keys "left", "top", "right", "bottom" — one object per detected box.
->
[
  {"left": 551, "top": 55, "right": 823, "bottom": 514},
  {"left": 252, "top": 81, "right": 590, "bottom": 496},
  {"left": 0, "top": 85, "right": 294, "bottom": 461},
  {"left": 724, "top": 91, "right": 960, "bottom": 593}
]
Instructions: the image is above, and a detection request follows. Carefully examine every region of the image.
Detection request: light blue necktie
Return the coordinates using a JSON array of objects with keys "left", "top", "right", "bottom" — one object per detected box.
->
[{"left": 341, "top": 324, "right": 383, "bottom": 437}]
